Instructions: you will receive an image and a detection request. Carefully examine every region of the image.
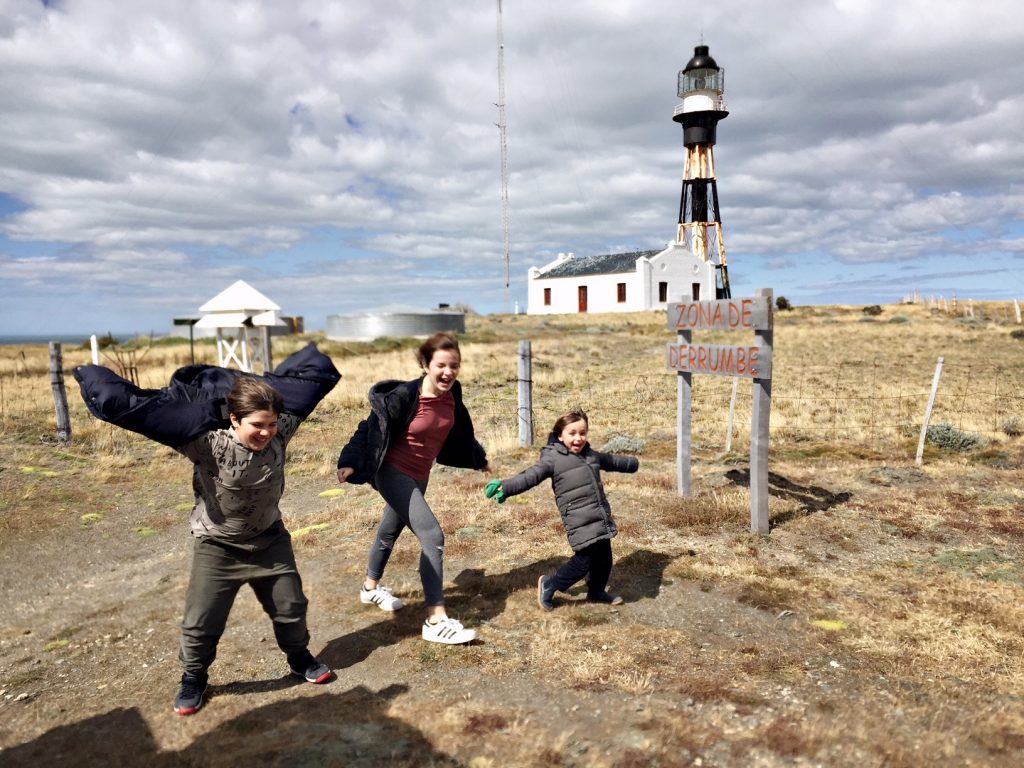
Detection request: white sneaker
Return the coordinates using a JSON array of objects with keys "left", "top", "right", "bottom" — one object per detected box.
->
[
  {"left": 360, "top": 585, "right": 404, "bottom": 611},
  {"left": 421, "top": 616, "right": 476, "bottom": 645}
]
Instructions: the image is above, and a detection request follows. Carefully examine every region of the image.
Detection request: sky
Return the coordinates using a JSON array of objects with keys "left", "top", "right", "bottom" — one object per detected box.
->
[{"left": 1, "top": 0, "right": 1022, "bottom": 335}]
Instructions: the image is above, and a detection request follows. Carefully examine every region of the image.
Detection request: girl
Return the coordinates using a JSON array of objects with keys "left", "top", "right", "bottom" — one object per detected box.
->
[
  {"left": 485, "top": 409, "right": 638, "bottom": 610},
  {"left": 74, "top": 344, "right": 340, "bottom": 715},
  {"left": 336, "top": 332, "right": 489, "bottom": 645}
]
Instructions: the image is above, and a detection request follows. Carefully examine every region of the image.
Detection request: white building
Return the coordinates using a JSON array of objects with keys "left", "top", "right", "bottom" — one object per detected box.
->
[
  {"left": 526, "top": 245, "right": 719, "bottom": 315},
  {"left": 192, "top": 280, "right": 288, "bottom": 372}
]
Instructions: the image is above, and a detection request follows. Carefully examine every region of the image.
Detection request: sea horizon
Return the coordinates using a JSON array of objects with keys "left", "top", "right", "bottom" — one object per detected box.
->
[{"left": 0, "top": 333, "right": 138, "bottom": 347}]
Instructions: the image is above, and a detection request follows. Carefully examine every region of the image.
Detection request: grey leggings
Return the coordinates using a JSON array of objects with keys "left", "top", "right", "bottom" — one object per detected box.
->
[{"left": 368, "top": 463, "right": 445, "bottom": 606}]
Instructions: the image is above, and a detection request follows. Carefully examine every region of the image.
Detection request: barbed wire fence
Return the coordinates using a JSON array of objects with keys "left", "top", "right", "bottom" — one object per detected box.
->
[
  {"left": 467, "top": 357, "right": 1024, "bottom": 460},
  {"left": 3, "top": 349, "right": 1022, "bottom": 462}
]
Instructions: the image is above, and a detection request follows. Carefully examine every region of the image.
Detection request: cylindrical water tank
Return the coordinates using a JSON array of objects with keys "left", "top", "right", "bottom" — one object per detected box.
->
[{"left": 326, "top": 310, "right": 465, "bottom": 341}]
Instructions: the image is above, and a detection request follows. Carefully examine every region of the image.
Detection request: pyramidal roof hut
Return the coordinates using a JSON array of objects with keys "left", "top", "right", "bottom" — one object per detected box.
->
[{"left": 195, "top": 280, "right": 285, "bottom": 373}]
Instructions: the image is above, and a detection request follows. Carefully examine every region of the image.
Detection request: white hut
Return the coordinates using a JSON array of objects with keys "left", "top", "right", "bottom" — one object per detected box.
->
[{"left": 195, "top": 280, "right": 286, "bottom": 373}]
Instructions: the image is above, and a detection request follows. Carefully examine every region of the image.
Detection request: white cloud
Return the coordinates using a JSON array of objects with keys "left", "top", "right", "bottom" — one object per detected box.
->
[{"left": 1, "top": 0, "right": 1023, "bottom": 333}]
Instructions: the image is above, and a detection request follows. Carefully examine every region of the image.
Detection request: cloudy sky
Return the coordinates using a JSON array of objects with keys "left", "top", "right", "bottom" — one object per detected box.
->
[{"left": 1, "top": 0, "right": 1022, "bottom": 335}]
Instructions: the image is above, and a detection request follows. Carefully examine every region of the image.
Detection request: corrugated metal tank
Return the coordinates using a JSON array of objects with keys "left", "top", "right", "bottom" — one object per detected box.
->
[{"left": 326, "top": 310, "right": 465, "bottom": 341}]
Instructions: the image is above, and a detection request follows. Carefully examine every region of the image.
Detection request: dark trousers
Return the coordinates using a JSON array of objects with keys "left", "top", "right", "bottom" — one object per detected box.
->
[
  {"left": 179, "top": 533, "right": 310, "bottom": 680},
  {"left": 549, "top": 539, "right": 613, "bottom": 595}
]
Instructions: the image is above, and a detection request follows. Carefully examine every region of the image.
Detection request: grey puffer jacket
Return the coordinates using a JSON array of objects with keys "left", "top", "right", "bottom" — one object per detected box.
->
[{"left": 500, "top": 441, "right": 639, "bottom": 551}]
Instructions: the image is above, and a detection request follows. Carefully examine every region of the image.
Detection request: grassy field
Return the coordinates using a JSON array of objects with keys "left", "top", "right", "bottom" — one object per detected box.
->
[{"left": 1, "top": 302, "right": 1023, "bottom": 766}]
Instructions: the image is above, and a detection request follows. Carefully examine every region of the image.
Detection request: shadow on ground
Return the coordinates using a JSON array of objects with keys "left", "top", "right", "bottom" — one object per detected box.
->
[
  {"left": 0, "top": 684, "right": 458, "bottom": 768},
  {"left": 725, "top": 468, "right": 853, "bottom": 528}
]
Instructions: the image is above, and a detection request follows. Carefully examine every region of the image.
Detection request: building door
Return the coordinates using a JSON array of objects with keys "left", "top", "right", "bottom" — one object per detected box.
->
[
  {"left": 578, "top": 285, "right": 588, "bottom": 313},
  {"left": 692, "top": 283, "right": 701, "bottom": 301}
]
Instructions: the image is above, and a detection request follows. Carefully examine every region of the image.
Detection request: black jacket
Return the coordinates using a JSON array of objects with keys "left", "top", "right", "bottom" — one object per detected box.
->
[
  {"left": 73, "top": 343, "right": 341, "bottom": 448},
  {"left": 337, "top": 378, "right": 487, "bottom": 486},
  {"left": 500, "top": 440, "right": 638, "bottom": 551}
]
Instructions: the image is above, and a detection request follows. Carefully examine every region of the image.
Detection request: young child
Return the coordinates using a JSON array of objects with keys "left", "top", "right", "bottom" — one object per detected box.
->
[
  {"left": 336, "top": 332, "right": 489, "bottom": 644},
  {"left": 74, "top": 344, "right": 340, "bottom": 715},
  {"left": 485, "top": 409, "right": 639, "bottom": 610}
]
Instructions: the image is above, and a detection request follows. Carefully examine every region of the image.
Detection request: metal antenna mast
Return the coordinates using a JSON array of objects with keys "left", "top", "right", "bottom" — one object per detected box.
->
[{"left": 496, "top": 0, "right": 511, "bottom": 309}]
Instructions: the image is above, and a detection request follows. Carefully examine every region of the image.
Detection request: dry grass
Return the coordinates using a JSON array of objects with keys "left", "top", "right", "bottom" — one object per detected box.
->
[{"left": 2, "top": 301, "right": 1023, "bottom": 765}]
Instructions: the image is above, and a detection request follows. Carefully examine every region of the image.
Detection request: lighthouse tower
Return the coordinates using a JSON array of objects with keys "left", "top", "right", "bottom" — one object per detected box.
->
[{"left": 673, "top": 44, "right": 731, "bottom": 299}]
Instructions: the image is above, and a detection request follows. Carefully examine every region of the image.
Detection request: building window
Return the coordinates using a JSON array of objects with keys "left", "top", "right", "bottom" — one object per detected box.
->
[
  {"left": 543, "top": 287, "right": 551, "bottom": 306},
  {"left": 617, "top": 283, "right": 626, "bottom": 303},
  {"left": 658, "top": 282, "right": 668, "bottom": 302}
]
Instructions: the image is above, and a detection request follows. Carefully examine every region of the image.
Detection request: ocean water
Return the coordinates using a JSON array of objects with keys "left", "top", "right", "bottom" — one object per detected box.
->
[{"left": 0, "top": 334, "right": 132, "bottom": 347}]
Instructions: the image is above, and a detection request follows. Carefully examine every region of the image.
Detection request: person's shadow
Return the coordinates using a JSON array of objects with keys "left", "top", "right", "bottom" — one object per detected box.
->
[
  {"left": 1, "top": 684, "right": 457, "bottom": 768},
  {"left": 725, "top": 468, "right": 852, "bottom": 528},
  {"left": 319, "top": 549, "right": 677, "bottom": 671}
]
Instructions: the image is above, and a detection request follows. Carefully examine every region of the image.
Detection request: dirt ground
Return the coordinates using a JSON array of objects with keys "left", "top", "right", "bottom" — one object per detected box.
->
[{"left": 1, "top": 437, "right": 1023, "bottom": 767}]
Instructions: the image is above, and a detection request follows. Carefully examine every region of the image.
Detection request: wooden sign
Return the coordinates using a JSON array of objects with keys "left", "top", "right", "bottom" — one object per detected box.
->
[
  {"left": 668, "top": 296, "right": 772, "bottom": 332},
  {"left": 670, "top": 288, "right": 774, "bottom": 536},
  {"left": 667, "top": 342, "right": 771, "bottom": 379}
]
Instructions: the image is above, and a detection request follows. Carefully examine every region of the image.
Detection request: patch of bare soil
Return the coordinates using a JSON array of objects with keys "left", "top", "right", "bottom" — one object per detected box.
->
[{"left": 2, "top": 459, "right": 1023, "bottom": 767}]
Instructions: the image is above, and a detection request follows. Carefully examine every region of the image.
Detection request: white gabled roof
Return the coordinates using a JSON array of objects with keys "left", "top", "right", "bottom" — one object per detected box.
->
[
  {"left": 194, "top": 311, "right": 250, "bottom": 329},
  {"left": 199, "top": 280, "right": 280, "bottom": 313}
]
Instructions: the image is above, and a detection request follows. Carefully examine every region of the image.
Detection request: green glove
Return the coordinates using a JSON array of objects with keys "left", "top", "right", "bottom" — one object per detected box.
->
[{"left": 484, "top": 479, "right": 506, "bottom": 503}]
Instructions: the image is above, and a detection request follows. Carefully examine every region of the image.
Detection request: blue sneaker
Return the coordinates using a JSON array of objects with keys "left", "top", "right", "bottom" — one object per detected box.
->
[
  {"left": 537, "top": 575, "right": 556, "bottom": 611},
  {"left": 586, "top": 591, "right": 624, "bottom": 606},
  {"left": 174, "top": 674, "right": 208, "bottom": 715}
]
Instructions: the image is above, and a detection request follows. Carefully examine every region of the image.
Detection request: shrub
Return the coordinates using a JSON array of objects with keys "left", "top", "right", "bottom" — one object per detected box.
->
[
  {"left": 862, "top": 305, "right": 883, "bottom": 316},
  {"left": 1001, "top": 416, "right": 1023, "bottom": 438},
  {"left": 888, "top": 315, "right": 910, "bottom": 324},
  {"left": 925, "top": 422, "right": 986, "bottom": 452},
  {"left": 775, "top": 296, "right": 791, "bottom": 311},
  {"left": 598, "top": 433, "right": 646, "bottom": 454},
  {"left": 1011, "top": 329, "right": 1024, "bottom": 341}
]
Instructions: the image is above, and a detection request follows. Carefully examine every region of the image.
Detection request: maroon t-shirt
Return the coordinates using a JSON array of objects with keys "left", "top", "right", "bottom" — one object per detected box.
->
[{"left": 384, "top": 390, "right": 455, "bottom": 481}]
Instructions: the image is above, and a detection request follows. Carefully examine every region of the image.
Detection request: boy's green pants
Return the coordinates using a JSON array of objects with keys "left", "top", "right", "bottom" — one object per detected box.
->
[{"left": 179, "top": 531, "right": 310, "bottom": 679}]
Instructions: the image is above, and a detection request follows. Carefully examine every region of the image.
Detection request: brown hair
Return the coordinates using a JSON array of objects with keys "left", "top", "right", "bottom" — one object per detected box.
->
[
  {"left": 416, "top": 332, "right": 461, "bottom": 368},
  {"left": 549, "top": 408, "right": 589, "bottom": 442},
  {"left": 226, "top": 376, "right": 283, "bottom": 419}
]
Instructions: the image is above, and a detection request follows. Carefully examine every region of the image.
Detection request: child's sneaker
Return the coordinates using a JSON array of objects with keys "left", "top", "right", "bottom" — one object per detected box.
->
[
  {"left": 537, "top": 575, "right": 556, "bottom": 611},
  {"left": 586, "top": 591, "right": 624, "bottom": 605},
  {"left": 289, "top": 651, "right": 332, "bottom": 684},
  {"left": 360, "top": 584, "right": 404, "bottom": 611},
  {"left": 173, "top": 674, "right": 208, "bottom": 715},
  {"left": 421, "top": 616, "right": 476, "bottom": 644}
]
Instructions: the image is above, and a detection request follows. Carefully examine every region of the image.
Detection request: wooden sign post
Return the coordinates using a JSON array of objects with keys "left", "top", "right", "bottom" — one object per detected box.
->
[{"left": 666, "top": 288, "right": 774, "bottom": 534}]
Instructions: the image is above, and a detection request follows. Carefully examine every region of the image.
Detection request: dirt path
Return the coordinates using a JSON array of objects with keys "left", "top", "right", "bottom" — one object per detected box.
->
[{"left": 1, "top": 465, "right": 1020, "bottom": 767}]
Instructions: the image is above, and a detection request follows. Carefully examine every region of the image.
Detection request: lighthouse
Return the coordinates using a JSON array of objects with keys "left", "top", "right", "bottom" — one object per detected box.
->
[{"left": 673, "top": 44, "right": 731, "bottom": 299}]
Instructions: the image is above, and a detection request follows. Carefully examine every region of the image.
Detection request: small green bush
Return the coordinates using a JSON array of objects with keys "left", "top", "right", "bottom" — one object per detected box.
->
[
  {"left": 888, "top": 315, "right": 910, "bottom": 324},
  {"left": 775, "top": 296, "right": 791, "bottom": 311},
  {"left": 1010, "top": 329, "right": 1024, "bottom": 340},
  {"left": 1001, "top": 416, "right": 1023, "bottom": 438},
  {"left": 925, "top": 422, "right": 986, "bottom": 452},
  {"left": 862, "top": 305, "right": 883, "bottom": 316},
  {"left": 598, "top": 433, "right": 646, "bottom": 454}
]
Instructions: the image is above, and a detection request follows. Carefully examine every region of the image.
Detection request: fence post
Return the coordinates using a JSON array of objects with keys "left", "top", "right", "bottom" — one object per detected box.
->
[
  {"left": 90, "top": 334, "right": 100, "bottom": 365},
  {"left": 49, "top": 341, "right": 72, "bottom": 445},
  {"left": 676, "top": 328, "right": 693, "bottom": 497},
  {"left": 915, "top": 356, "right": 944, "bottom": 467},
  {"left": 724, "top": 376, "right": 738, "bottom": 452},
  {"left": 1015, "top": 299, "right": 1021, "bottom": 324},
  {"left": 517, "top": 340, "right": 534, "bottom": 447},
  {"left": 750, "top": 288, "right": 773, "bottom": 535}
]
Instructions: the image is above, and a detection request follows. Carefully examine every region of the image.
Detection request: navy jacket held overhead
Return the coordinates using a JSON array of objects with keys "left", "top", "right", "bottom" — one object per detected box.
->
[
  {"left": 73, "top": 342, "right": 341, "bottom": 447},
  {"left": 499, "top": 440, "right": 639, "bottom": 552},
  {"left": 336, "top": 377, "right": 488, "bottom": 486}
]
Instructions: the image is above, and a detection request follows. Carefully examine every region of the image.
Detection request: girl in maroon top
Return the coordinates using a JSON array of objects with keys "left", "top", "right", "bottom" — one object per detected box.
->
[{"left": 336, "top": 333, "right": 489, "bottom": 644}]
